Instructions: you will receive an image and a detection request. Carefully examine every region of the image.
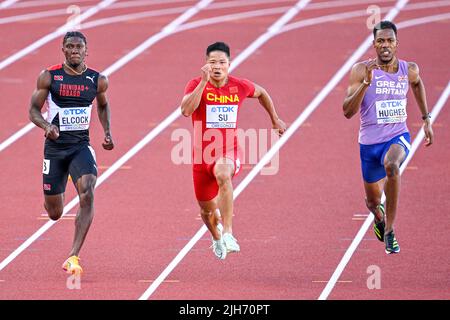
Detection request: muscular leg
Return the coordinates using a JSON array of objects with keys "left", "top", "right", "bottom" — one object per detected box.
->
[
  {"left": 214, "top": 158, "right": 235, "bottom": 235},
  {"left": 383, "top": 144, "right": 406, "bottom": 233},
  {"left": 198, "top": 197, "right": 221, "bottom": 240},
  {"left": 44, "top": 194, "right": 65, "bottom": 221},
  {"left": 69, "top": 174, "right": 96, "bottom": 257},
  {"left": 364, "top": 178, "right": 386, "bottom": 222}
]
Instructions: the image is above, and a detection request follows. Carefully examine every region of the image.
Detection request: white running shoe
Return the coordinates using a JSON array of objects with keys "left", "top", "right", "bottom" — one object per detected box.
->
[
  {"left": 211, "top": 224, "right": 227, "bottom": 260},
  {"left": 223, "top": 233, "right": 240, "bottom": 253},
  {"left": 211, "top": 238, "right": 227, "bottom": 260}
]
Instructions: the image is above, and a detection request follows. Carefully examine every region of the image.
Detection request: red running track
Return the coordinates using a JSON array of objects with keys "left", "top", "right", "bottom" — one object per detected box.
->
[{"left": 0, "top": 0, "right": 449, "bottom": 300}]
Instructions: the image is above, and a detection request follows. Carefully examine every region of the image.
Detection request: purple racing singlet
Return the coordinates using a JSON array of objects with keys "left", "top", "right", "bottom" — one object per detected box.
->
[{"left": 359, "top": 59, "right": 409, "bottom": 145}]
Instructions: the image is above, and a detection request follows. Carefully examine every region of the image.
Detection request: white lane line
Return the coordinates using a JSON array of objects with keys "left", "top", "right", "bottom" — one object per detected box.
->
[
  {"left": 397, "top": 11, "right": 450, "bottom": 27},
  {"left": 76, "top": 6, "right": 190, "bottom": 30},
  {"left": 109, "top": 0, "right": 196, "bottom": 10},
  {"left": 138, "top": 0, "right": 311, "bottom": 301},
  {"left": 13, "top": 0, "right": 188, "bottom": 9},
  {"left": 12, "top": 0, "right": 93, "bottom": 8},
  {"left": 175, "top": 7, "right": 289, "bottom": 32},
  {"left": 102, "top": 0, "right": 213, "bottom": 76},
  {"left": 0, "top": 0, "right": 214, "bottom": 273},
  {"left": 0, "top": 0, "right": 19, "bottom": 9},
  {"left": 0, "top": 9, "right": 73, "bottom": 25},
  {"left": 0, "top": 0, "right": 117, "bottom": 72},
  {"left": 318, "top": 81, "right": 450, "bottom": 300},
  {"left": 0, "top": 122, "right": 38, "bottom": 153},
  {"left": 0, "top": 0, "right": 17, "bottom": 9},
  {"left": 281, "top": 1, "right": 450, "bottom": 33},
  {"left": 232, "top": 0, "right": 311, "bottom": 70}
]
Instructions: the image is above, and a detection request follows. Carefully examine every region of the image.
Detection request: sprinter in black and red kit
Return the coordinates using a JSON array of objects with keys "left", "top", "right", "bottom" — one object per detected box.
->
[{"left": 29, "top": 31, "right": 114, "bottom": 276}]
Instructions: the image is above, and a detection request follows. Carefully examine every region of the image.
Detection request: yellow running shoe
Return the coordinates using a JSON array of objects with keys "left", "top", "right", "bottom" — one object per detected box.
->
[{"left": 62, "top": 256, "right": 83, "bottom": 275}]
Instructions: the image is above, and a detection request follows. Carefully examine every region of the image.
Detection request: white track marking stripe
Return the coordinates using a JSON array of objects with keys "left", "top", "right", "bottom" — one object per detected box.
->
[
  {"left": 0, "top": 0, "right": 118, "bottom": 71},
  {"left": 0, "top": 0, "right": 19, "bottom": 9}
]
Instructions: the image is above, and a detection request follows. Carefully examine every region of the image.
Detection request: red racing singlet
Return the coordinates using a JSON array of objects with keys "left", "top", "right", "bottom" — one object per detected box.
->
[{"left": 184, "top": 75, "right": 255, "bottom": 167}]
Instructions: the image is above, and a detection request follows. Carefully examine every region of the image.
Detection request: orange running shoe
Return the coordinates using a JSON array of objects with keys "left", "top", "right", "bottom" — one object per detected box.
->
[{"left": 62, "top": 256, "right": 83, "bottom": 275}]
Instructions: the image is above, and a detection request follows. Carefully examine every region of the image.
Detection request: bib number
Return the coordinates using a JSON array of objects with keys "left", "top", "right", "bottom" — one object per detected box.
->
[{"left": 43, "top": 159, "right": 50, "bottom": 175}]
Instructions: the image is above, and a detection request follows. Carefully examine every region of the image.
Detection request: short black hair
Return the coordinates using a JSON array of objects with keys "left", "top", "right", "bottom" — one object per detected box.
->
[
  {"left": 373, "top": 20, "right": 397, "bottom": 38},
  {"left": 63, "top": 31, "right": 87, "bottom": 46},
  {"left": 206, "top": 42, "right": 230, "bottom": 58}
]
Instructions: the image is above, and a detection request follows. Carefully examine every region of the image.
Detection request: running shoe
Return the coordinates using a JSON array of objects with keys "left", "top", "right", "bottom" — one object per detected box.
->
[
  {"left": 373, "top": 203, "right": 385, "bottom": 242},
  {"left": 62, "top": 256, "right": 83, "bottom": 275},
  {"left": 211, "top": 238, "right": 227, "bottom": 260},
  {"left": 223, "top": 233, "right": 240, "bottom": 253},
  {"left": 384, "top": 230, "right": 400, "bottom": 254},
  {"left": 211, "top": 224, "right": 227, "bottom": 260}
]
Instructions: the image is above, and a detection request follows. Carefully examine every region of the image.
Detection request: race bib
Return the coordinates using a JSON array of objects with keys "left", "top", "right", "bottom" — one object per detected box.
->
[
  {"left": 43, "top": 159, "right": 50, "bottom": 175},
  {"left": 206, "top": 105, "right": 238, "bottom": 128},
  {"left": 375, "top": 99, "right": 407, "bottom": 124},
  {"left": 58, "top": 106, "right": 92, "bottom": 131}
]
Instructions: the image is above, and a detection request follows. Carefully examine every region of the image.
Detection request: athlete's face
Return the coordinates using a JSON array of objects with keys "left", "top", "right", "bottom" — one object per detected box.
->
[
  {"left": 373, "top": 29, "right": 398, "bottom": 64},
  {"left": 62, "top": 37, "right": 87, "bottom": 67},
  {"left": 207, "top": 51, "right": 230, "bottom": 82}
]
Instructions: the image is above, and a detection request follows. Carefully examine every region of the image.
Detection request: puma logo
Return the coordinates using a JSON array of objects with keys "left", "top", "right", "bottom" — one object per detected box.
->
[{"left": 86, "top": 75, "right": 96, "bottom": 84}]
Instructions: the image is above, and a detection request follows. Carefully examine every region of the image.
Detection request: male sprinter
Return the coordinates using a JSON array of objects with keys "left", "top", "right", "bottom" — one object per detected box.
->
[
  {"left": 343, "top": 21, "right": 433, "bottom": 254},
  {"left": 29, "top": 31, "right": 114, "bottom": 274},
  {"left": 181, "top": 42, "right": 286, "bottom": 260}
]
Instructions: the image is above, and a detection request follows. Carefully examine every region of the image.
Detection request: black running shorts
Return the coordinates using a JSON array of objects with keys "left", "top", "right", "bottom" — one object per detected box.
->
[{"left": 42, "top": 143, "right": 97, "bottom": 195}]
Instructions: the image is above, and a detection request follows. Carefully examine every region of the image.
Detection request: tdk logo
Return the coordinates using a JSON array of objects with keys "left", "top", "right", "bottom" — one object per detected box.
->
[
  {"left": 214, "top": 106, "right": 236, "bottom": 113},
  {"left": 380, "top": 100, "right": 403, "bottom": 108},
  {"left": 64, "top": 109, "right": 87, "bottom": 115}
]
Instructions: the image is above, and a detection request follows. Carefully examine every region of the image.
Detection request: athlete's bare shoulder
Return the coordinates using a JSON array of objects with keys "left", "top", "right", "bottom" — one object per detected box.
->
[{"left": 351, "top": 61, "right": 368, "bottom": 74}]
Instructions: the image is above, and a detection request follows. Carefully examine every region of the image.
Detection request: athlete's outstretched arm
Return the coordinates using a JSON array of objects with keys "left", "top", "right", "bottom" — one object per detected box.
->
[
  {"left": 96, "top": 74, "right": 114, "bottom": 150},
  {"left": 252, "top": 83, "right": 286, "bottom": 136},
  {"left": 343, "top": 60, "right": 378, "bottom": 119},
  {"left": 408, "top": 62, "right": 433, "bottom": 146},
  {"left": 181, "top": 64, "right": 211, "bottom": 117},
  {"left": 29, "top": 70, "right": 59, "bottom": 140}
]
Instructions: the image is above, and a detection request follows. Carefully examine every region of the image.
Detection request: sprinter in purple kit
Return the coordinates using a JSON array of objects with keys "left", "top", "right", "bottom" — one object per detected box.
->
[{"left": 342, "top": 21, "right": 433, "bottom": 254}]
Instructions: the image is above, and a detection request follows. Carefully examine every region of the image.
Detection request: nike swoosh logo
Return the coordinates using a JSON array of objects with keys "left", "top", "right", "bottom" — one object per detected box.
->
[{"left": 375, "top": 75, "right": 385, "bottom": 79}]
